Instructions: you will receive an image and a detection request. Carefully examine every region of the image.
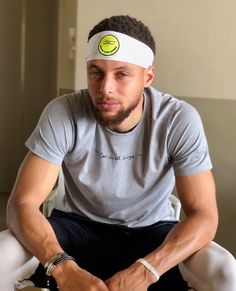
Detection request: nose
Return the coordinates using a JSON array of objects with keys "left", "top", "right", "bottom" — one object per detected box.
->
[{"left": 100, "top": 74, "right": 115, "bottom": 96}]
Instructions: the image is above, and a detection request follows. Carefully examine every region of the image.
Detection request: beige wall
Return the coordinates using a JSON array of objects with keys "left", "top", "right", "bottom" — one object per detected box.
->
[
  {"left": 0, "top": 0, "right": 22, "bottom": 192},
  {"left": 57, "top": 0, "right": 77, "bottom": 91},
  {"left": 75, "top": 0, "right": 236, "bottom": 101},
  {"left": 0, "top": 0, "right": 58, "bottom": 192},
  {"left": 181, "top": 97, "right": 236, "bottom": 256}
]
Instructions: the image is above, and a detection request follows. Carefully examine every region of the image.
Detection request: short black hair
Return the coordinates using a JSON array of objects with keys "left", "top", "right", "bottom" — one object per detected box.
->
[{"left": 88, "top": 15, "right": 156, "bottom": 55}]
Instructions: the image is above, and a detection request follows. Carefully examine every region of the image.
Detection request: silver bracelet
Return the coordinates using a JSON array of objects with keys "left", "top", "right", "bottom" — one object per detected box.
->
[
  {"left": 136, "top": 258, "right": 160, "bottom": 282},
  {"left": 44, "top": 252, "right": 75, "bottom": 288},
  {"left": 44, "top": 252, "right": 64, "bottom": 269}
]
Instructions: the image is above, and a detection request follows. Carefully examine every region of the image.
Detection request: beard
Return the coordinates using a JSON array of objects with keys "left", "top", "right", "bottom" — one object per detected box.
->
[{"left": 92, "top": 95, "right": 142, "bottom": 128}]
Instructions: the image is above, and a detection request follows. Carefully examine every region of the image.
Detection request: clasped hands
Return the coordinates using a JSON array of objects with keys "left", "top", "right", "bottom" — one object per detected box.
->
[{"left": 54, "top": 260, "right": 155, "bottom": 291}]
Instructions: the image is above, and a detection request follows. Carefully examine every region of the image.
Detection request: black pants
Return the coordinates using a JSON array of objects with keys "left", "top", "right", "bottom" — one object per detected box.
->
[{"left": 30, "top": 209, "right": 189, "bottom": 290}]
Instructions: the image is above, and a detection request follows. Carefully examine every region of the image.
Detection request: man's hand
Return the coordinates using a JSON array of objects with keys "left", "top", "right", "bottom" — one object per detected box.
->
[
  {"left": 53, "top": 260, "right": 110, "bottom": 291},
  {"left": 105, "top": 262, "right": 156, "bottom": 291}
]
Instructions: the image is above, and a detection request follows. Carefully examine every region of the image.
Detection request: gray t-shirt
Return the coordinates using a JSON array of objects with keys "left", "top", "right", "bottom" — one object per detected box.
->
[{"left": 26, "top": 86, "right": 212, "bottom": 227}]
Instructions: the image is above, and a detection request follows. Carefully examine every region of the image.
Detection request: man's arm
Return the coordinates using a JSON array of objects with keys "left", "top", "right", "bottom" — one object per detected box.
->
[
  {"left": 144, "top": 170, "right": 218, "bottom": 275},
  {"left": 106, "top": 170, "right": 218, "bottom": 290},
  {"left": 7, "top": 151, "right": 62, "bottom": 261},
  {"left": 7, "top": 151, "right": 109, "bottom": 291}
]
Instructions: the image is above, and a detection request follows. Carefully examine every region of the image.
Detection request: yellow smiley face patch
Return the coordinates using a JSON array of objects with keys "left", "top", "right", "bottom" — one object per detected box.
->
[{"left": 98, "top": 35, "right": 120, "bottom": 56}]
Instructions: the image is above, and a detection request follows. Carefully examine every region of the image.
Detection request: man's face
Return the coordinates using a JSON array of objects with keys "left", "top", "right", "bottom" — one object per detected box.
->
[{"left": 87, "top": 60, "right": 154, "bottom": 131}]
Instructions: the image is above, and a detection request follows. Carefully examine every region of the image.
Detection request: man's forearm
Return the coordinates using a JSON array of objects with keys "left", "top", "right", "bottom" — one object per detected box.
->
[
  {"left": 7, "top": 204, "right": 110, "bottom": 290},
  {"left": 141, "top": 213, "right": 218, "bottom": 276},
  {"left": 142, "top": 171, "right": 218, "bottom": 277},
  {"left": 7, "top": 203, "right": 63, "bottom": 265}
]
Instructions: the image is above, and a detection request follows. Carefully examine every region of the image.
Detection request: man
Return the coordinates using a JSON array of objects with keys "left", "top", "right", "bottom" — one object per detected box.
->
[{"left": 1, "top": 15, "right": 236, "bottom": 291}]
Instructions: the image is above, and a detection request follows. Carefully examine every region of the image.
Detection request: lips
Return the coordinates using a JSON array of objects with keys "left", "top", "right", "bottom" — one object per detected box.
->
[{"left": 96, "top": 100, "right": 120, "bottom": 110}]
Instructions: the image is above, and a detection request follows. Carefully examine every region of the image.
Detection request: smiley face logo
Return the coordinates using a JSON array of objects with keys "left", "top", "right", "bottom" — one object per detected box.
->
[{"left": 98, "top": 35, "right": 120, "bottom": 56}]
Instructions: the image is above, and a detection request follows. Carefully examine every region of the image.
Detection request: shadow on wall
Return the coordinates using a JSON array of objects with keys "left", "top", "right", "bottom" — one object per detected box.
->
[
  {"left": 181, "top": 96, "right": 236, "bottom": 257},
  {"left": 0, "top": 1, "right": 58, "bottom": 193}
]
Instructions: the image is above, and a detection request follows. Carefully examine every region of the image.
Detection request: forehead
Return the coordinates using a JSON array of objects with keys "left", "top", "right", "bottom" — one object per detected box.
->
[{"left": 87, "top": 59, "right": 143, "bottom": 71}]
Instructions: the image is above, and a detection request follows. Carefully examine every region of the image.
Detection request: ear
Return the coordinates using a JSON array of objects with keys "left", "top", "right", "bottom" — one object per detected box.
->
[{"left": 144, "top": 66, "right": 155, "bottom": 87}]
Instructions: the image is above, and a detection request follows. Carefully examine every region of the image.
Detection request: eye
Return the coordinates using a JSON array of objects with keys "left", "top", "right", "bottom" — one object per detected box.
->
[
  {"left": 89, "top": 70, "right": 103, "bottom": 80},
  {"left": 116, "top": 72, "right": 129, "bottom": 80}
]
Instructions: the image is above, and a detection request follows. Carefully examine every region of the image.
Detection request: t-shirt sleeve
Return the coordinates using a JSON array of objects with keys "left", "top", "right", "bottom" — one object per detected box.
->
[
  {"left": 25, "top": 96, "right": 75, "bottom": 164},
  {"left": 167, "top": 101, "right": 212, "bottom": 176}
]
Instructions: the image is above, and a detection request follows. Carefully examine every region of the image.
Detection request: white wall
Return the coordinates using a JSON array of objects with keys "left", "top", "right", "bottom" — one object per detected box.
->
[{"left": 75, "top": 0, "right": 236, "bottom": 100}]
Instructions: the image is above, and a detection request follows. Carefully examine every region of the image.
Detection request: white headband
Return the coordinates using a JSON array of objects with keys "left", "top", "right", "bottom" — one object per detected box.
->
[{"left": 85, "top": 30, "right": 154, "bottom": 68}]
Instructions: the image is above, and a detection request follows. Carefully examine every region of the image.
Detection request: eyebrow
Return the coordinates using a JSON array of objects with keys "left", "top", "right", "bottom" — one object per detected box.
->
[
  {"left": 114, "top": 66, "right": 132, "bottom": 71},
  {"left": 87, "top": 63, "right": 132, "bottom": 71},
  {"left": 87, "top": 64, "right": 100, "bottom": 71}
]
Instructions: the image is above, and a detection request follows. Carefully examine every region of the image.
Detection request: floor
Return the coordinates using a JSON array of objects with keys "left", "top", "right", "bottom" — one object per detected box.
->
[{"left": 0, "top": 192, "right": 46, "bottom": 290}]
